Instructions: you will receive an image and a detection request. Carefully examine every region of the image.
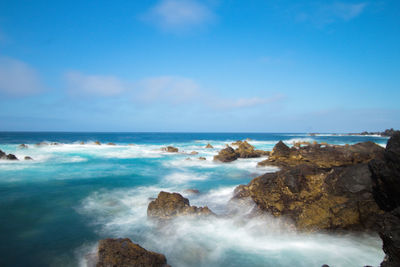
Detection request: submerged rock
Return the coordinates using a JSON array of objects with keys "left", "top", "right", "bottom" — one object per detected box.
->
[
  {"left": 258, "top": 140, "right": 384, "bottom": 168},
  {"left": 162, "top": 146, "right": 178, "bottom": 153},
  {"left": 107, "top": 142, "right": 116, "bottom": 146},
  {"left": 94, "top": 141, "right": 101, "bottom": 145},
  {"left": 198, "top": 157, "right": 206, "bottom": 161},
  {"left": 96, "top": 238, "right": 170, "bottom": 267},
  {"left": 147, "top": 191, "right": 214, "bottom": 220},
  {"left": 18, "top": 144, "right": 28, "bottom": 149},
  {"left": 24, "top": 156, "right": 33, "bottom": 160},
  {"left": 35, "top": 142, "right": 48, "bottom": 146},
  {"left": 184, "top": 189, "right": 200, "bottom": 194}
]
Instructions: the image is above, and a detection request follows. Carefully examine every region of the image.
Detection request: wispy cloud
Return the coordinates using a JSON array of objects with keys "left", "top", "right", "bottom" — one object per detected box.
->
[
  {"left": 136, "top": 76, "right": 200, "bottom": 103},
  {"left": 295, "top": 2, "right": 368, "bottom": 26},
  {"left": 142, "top": 0, "right": 215, "bottom": 32},
  {"left": 0, "top": 56, "right": 43, "bottom": 96},
  {"left": 213, "top": 95, "right": 285, "bottom": 109},
  {"left": 65, "top": 71, "right": 126, "bottom": 96}
]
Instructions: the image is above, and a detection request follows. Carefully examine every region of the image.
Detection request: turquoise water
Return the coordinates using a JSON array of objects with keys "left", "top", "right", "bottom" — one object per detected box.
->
[{"left": 0, "top": 132, "right": 388, "bottom": 267}]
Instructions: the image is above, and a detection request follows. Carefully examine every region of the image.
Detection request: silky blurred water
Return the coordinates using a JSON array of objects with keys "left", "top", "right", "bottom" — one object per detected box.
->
[{"left": 0, "top": 132, "right": 388, "bottom": 267}]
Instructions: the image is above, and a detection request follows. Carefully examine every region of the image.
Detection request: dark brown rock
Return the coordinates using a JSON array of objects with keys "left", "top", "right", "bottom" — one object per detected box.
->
[
  {"left": 147, "top": 191, "right": 214, "bottom": 220},
  {"left": 96, "top": 238, "right": 170, "bottom": 267},
  {"left": 213, "top": 146, "right": 238, "bottom": 162},
  {"left": 205, "top": 143, "right": 213, "bottom": 148},
  {"left": 198, "top": 157, "right": 206, "bottom": 161},
  {"left": 18, "top": 144, "right": 28, "bottom": 149},
  {"left": 379, "top": 208, "right": 400, "bottom": 267},
  {"left": 258, "top": 140, "right": 384, "bottom": 168},
  {"left": 162, "top": 146, "right": 178, "bottom": 153},
  {"left": 24, "top": 156, "right": 33, "bottom": 160},
  {"left": 233, "top": 163, "right": 382, "bottom": 231},
  {"left": 0, "top": 150, "right": 18, "bottom": 160}
]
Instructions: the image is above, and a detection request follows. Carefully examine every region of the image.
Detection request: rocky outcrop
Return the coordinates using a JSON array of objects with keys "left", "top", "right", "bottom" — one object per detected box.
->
[
  {"left": 162, "top": 146, "right": 178, "bottom": 153},
  {"left": 205, "top": 143, "right": 213, "bottom": 148},
  {"left": 189, "top": 151, "right": 198, "bottom": 155},
  {"left": 214, "top": 141, "right": 269, "bottom": 162},
  {"left": 94, "top": 141, "right": 101, "bottom": 145},
  {"left": 35, "top": 142, "right": 48, "bottom": 146},
  {"left": 368, "top": 133, "right": 400, "bottom": 266},
  {"left": 96, "top": 238, "right": 170, "bottom": 267},
  {"left": 18, "top": 144, "right": 28, "bottom": 149},
  {"left": 258, "top": 140, "right": 384, "bottom": 168},
  {"left": 233, "top": 163, "right": 382, "bottom": 231},
  {"left": 147, "top": 191, "right": 214, "bottom": 220},
  {"left": 24, "top": 156, "right": 33, "bottom": 160},
  {"left": 198, "top": 157, "right": 206, "bottom": 161},
  {"left": 0, "top": 150, "right": 18, "bottom": 160},
  {"left": 107, "top": 142, "right": 116, "bottom": 146}
]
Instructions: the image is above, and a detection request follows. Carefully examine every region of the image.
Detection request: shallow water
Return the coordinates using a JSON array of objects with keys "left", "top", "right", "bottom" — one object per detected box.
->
[{"left": 0, "top": 132, "right": 387, "bottom": 266}]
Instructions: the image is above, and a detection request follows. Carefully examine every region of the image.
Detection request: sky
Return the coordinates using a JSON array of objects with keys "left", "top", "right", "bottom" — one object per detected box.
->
[{"left": 0, "top": 0, "right": 399, "bottom": 132}]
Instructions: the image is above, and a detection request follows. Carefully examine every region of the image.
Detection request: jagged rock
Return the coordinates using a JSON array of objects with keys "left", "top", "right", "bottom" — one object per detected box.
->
[
  {"left": 213, "top": 146, "right": 238, "bottom": 162},
  {"left": 24, "top": 156, "right": 33, "bottom": 160},
  {"left": 162, "top": 146, "right": 178, "bottom": 153},
  {"left": 205, "top": 143, "right": 213, "bottom": 148},
  {"left": 198, "top": 157, "right": 206, "bottom": 161},
  {"left": 107, "top": 142, "right": 116, "bottom": 146},
  {"left": 258, "top": 140, "right": 384, "bottom": 168},
  {"left": 190, "top": 151, "right": 198, "bottom": 155},
  {"left": 0, "top": 150, "right": 18, "bottom": 160},
  {"left": 235, "top": 141, "right": 269, "bottom": 158},
  {"left": 367, "top": 133, "right": 400, "bottom": 266},
  {"left": 379, "top": 208, "right": 400, "bottom": 267},
  {"left": 369, "top": 132, "right": 400, "bottom": 211},
  {"left": 96, "top": 238, "right": 170, "bottom": 267},
  {"left": 214, "top": 142, "right": 269, "bottom": 162},
  {"left": 94, "top": 141, "right": 101, "bottom": 145},
  {"left": 18, "top": 144, "right": 28, "bottom": 149},
  {"left": 147, "top": 191, "right": 214, "bottom": 220},
  {"left": 233, "top": 162, "right": 382, "bottom": 231}
]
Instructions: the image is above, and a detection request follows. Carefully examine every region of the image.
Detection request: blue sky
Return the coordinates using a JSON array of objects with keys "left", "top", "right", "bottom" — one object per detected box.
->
[{"left": 0, "top": 0, "right": 399, "bottom": 132}]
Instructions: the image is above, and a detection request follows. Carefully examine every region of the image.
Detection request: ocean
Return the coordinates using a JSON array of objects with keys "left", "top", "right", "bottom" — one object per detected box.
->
[{"left": 0, "top": 132, "right": 388, "bottom": 267}]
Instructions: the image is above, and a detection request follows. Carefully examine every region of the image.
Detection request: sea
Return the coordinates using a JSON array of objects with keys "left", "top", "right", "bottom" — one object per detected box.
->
[{"left": 0, "top": 132, "right": 389, "bottom": 267}]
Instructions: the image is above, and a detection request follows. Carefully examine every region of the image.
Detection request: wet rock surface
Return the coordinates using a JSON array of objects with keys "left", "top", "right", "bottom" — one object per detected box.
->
[
  {"left": 0, "top": 150, "right": 18, "bottom": 160},
  {"left": 96, "top": 238, "right": 170, "bottom": 267},
  {"left": 147, "top": 191, "right": 214, "bottom": 220},
  {"left": 233, "top": 163, "right": 382, "bottom": 231}
]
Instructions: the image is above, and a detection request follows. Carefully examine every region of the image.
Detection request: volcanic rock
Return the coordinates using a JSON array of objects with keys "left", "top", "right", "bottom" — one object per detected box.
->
[
  {"left": 0, "top": 150, "right": 18, "bottom": 160},
  {"left": 233, "top": 163, "right": 382, "bottom": 231},
  {"left": 94, "top": 141, "right": 101, "bottom": 145},
  {"left": 258, "top": 140, "right": 384, "bottom": 168},
  {"left": 24, "top": 156, "right": 33, "bottom": 160},
  {"left": 205, "top": 143, "right": 213, "bottom": 148},
  {"left": 213, "top": 146, "right": 238, "bottom": 162},
  {"left": 18, "top": 144, "right": 28, "bottom": 149},
  {"left": 96, "top": 238, "right": 170, "bottom": 267},
  {"left": 147, "top": 191, "right": 214, "bottom": 220}
]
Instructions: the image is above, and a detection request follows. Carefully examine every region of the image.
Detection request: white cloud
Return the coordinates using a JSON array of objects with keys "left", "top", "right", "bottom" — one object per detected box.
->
[
  {"left": 0, "top": 56, "right": 42, "bottom": 96},
  {"left": 137, "top": 76, "right": 200, "bottom": 103},
  {"left": 143, "top": 0, "right": 215, "bottom": 31},
  {"left": 65, "top": 71, "right": 126, "bottom": 96}
]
